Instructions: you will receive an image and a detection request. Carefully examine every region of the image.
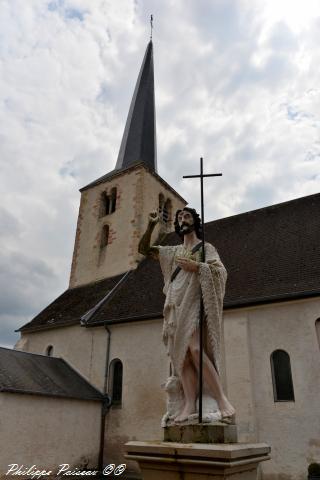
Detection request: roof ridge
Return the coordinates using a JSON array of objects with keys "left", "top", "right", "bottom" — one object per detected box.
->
[
  {"left": 81, "top": 271, "right": 132, "bottom": 325},
  {"left": 206, "top": 191, "right": 320, "bottom": 225},
  {"left": 0, "top": 346, "right": 61, "bottom": 359}
]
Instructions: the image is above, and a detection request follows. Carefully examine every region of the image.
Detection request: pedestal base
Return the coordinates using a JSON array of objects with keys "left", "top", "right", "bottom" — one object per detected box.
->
[
  {"left": 164, "top": 422, "right": 238, "bottom": 443},
  {"left": 125, "top": 441, "right": 271, "bottom": 480}
]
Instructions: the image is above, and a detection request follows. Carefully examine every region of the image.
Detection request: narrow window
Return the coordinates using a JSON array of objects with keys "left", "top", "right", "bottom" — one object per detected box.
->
[
  {"left": 316, "top": 319, "right": 320, "bottom": 350},
  {"left": 46, "top": 345, "right": 53, "bottom": 357},
  {"left": 100, "top": 224, "right": 109, "bottom": 249},
  {"left": 110, "top": 188, "right": 117, "bottom": 214},
  {"left": 163, "top": 199, "right": 172, "bottom": 223},
  {"left": 109, "top": 359, "right": 123, "bottom": 406},
  {"left": 158, "top": 193, "right": 164, "bottom": 218},
  {"left": 270, "top": 350, "right": 295, "bottom": 402},
  {"left": 99, "top": 192, "right": 110, "bottom": 217}
]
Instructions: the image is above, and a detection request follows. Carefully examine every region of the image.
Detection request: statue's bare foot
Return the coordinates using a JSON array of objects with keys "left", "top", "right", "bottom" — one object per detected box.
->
[
  {"left": 175, "top": 403, "right": 196, "bottom": 422},
  {"left": 218, "top": 395, "right": 235, "bottom": 419}
]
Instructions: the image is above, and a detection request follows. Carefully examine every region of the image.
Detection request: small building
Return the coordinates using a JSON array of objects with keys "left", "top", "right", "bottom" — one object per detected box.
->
[{"left": 0, "top": 347, "right": 104, "bottom": 473}]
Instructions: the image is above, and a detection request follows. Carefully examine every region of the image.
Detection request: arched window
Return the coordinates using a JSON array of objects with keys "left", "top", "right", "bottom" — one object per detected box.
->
[
  {"left": 100, "top": 224, "right": 109, "bottom": 249},
  {"left": 270, "top": 350, "right": 295, "bottom": 402},
  {"left": 46, "top": 345, "right": 53, "bottom": 357},
  {"left": 110, "top": 188, "right": 117, "bottom": 214},
  {"left": 100, "top": 188, "right": 117, "bottom": 217},
  {"left": 163, "top": 199, "right": 172, "bottom": 224},
  {"left": 158, "top": 193, "right": 164, "bottom": 218},
  {"left": 100, "top": 192, "right": 110, "bottom": 217},
  {"left": 316, "top": 319, "right": 320, "bottom": 350},
  {"left": 158, "top": 194, "right": 172, "bottom": 224},
  {"left": 109, "top": 359, "right": 123, "bottom": 406}
]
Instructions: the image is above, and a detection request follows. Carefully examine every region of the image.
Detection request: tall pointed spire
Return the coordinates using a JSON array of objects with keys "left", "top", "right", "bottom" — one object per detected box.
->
[{"left": 115, "top": 40, "right": 157, "bottom": 173}]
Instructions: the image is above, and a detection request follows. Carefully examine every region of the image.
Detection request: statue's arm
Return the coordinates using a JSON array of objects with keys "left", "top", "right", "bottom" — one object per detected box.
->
[{"left": 138, "top": 212, "right": 160, "bottom": 260}]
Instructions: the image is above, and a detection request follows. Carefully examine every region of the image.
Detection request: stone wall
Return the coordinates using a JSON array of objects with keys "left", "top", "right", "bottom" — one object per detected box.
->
[
  {"left": 0, "top": 393, "right": 101, "bottom": 478},
  {"left": 16, "top": 325, "right": 107, "bottom": 391},
  {"left": 17, "top": 296, "right": 320, "bottom": 479},
  {"left": 224, "top": 296, "right": 320, "bottom": 480},
  {"left": 69, "top": 165, "right": 186, "bottom": 288}
]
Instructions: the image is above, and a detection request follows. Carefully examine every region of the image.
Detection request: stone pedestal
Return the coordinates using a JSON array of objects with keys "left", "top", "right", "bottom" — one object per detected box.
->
[
  {"left": 164, "top": 422, "right": 238, "bottom": 444},
  {"left": 125, "top": 441, "right": 271, "bottom": 480}
]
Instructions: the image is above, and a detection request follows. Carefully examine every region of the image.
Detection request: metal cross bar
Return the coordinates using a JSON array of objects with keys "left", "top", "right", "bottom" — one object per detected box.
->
[
  {"left": 183, "top": 174, "right": 222, "bottom": 178},
  {"left": 182, "top": 157, "right": 222, "bottom": 423}
]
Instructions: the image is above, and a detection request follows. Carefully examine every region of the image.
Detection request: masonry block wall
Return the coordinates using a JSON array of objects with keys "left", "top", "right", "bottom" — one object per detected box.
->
[{"left": 69, "top": 164, "right": 186, "bottom": 288}]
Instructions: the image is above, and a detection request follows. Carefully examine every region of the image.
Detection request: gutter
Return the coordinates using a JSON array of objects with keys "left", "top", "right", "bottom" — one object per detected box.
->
[
  {"left": 81, "top": 287, "right": 320, "bottom": 327},
  {"left": 85, "top": 312, "right": 163, "bottom": 327},
  {"left": 224, "top": 289, "right": 320, "bottom": 310},
  {"left": 80, "top": 272, "right": 131, "bottom": 472},
  {"left": 0, "top": 388, "right": 103, "bottom": 402},
  {"left": 98, "top": 325, "right": 112, "bottom": 472},
  {"left": 17, "top": 289, "right": 320, "bottom": 335}
]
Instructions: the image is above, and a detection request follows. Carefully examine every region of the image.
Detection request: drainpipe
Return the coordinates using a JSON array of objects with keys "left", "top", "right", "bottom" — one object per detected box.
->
[
  {"left": 80, "top": 271, "right": 131, "bottom": 472},
  {"left": 98, "top": 325, "right": 112, "bottom": 472}
]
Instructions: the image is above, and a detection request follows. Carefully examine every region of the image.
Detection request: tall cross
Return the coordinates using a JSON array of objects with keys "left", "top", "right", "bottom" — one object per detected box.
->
[{"left": 183, "top": 157, "right": 222, "bottom": 423}]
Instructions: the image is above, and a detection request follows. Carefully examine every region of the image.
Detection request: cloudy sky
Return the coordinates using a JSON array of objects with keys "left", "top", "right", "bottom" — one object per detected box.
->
[{"left": 1, "top": 0, "right": 320, "bottom": 347}]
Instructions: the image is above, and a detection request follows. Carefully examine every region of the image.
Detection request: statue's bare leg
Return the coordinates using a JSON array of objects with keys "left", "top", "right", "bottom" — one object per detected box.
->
[
  {"left": 189, "top": 329, "right": 235, "bottom": 418},
  {"left": 174, "top": 350, "right": 198, "bottom": 422}
]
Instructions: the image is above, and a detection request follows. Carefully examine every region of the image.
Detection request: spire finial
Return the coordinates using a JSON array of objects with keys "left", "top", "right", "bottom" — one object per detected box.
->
[{"left": 150, "top": 14, "right": 153, "bottom": 40}]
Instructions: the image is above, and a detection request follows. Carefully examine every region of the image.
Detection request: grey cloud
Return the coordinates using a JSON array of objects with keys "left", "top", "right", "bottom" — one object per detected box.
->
[
  {"left": 237, "top": 182, "right": 277, "bottom": 213},
  {"left": 1, "top": 0, "right": 320, "bottom": 347},
  {"left": 0, "top": 314, "right": 22, "bottom": 348},
  {"left": 0, "top": 207, "right": 22, "bottom": 240},
  {"left": 0, "top": 251, "right": 58, "bottom": 316}
]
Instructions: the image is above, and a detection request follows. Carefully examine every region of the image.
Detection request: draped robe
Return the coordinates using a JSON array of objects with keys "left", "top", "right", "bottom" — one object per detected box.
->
[{"left": 158, "top": 242, "right": 227, "bottom": 380}]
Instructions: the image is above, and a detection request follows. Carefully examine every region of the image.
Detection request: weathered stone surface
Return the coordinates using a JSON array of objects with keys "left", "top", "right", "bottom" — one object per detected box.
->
[
  {"left": 164, "top": 422, "right": 238, "bottom": 444},
  {"left": 125, "top": 441, "right": 271, "bottom": 480},
  {"left": 69, "top": 164, "right": 186, "bottom": 288}
]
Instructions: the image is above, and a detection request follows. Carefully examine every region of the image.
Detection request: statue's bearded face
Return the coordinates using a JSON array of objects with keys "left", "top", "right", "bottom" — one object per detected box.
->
[{"left": 177, "top": 210, "right": 195, "bottom": 235}]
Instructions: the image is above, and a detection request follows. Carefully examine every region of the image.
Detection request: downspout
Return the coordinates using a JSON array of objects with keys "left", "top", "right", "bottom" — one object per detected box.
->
[
  {"left": 80, "top": 271, "right": 131, "bottom": 472},
  {"left": 98, "top": 325, "right": 111, "bottom": 471}
]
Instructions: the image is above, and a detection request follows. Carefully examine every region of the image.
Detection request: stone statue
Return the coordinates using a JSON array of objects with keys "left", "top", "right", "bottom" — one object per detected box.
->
[{"left": 138, "top": 207, "right": 235, "bottom": 425}]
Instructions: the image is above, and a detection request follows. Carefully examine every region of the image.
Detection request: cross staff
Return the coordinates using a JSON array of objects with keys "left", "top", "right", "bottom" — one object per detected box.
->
[{"left": 183, "top": 157, "right": 222, "bottom": 423}]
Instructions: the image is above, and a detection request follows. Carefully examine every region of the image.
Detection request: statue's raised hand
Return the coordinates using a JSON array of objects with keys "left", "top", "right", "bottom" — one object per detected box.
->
[{"left": 149, "top": 210, "right": 160, "bottom": 224}]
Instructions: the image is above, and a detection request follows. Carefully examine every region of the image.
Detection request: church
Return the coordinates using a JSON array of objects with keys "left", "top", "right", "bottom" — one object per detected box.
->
[{"left": 1, "top": 39, "right": 320, "bottom": 480}]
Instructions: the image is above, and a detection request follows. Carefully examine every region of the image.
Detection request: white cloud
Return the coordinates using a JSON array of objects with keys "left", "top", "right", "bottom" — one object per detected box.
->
[{"left": 1, "top": 0, "right": 320, "bottom": 346}]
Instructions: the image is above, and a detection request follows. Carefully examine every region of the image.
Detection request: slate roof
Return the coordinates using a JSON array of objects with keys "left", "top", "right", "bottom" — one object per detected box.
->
[
  {"left": 0, "top": 347, "right": 104, "bottom": 401},
  {"left": 115, "top": 40, "right": 156, "bottom": 172},
  {"left": 18, "top": 192, "right": 320, "bottom": 332},
  {"left": 18, "top": 274, "right": 123, "bottom": 332},
  {"left": 81, "top": 41, "right": 156, "bottom": 192}
]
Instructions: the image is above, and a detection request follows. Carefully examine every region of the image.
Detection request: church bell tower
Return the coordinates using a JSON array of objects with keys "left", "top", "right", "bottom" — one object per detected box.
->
[{"left": 69, "top": 41, "right": 186, "bottom": 288}]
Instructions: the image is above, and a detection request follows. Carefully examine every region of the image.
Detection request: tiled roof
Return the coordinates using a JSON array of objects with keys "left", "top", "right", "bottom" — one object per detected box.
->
[
  {"left": 0, "top": 347, "right": 104, "bottom": 401},
  {"left": 18, "top": 274, "right": 123, "bottom": 332},
  {"left": 18, "top": 193, "right": 320, "bottom": 332},
  {"left": 208, "top": 192, "right": 320, "bottom": 307}
]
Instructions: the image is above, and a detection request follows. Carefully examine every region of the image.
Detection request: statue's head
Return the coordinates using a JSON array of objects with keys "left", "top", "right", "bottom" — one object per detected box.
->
[{"left": 174, "top": 207, "right": 202, "bottom": 239}]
